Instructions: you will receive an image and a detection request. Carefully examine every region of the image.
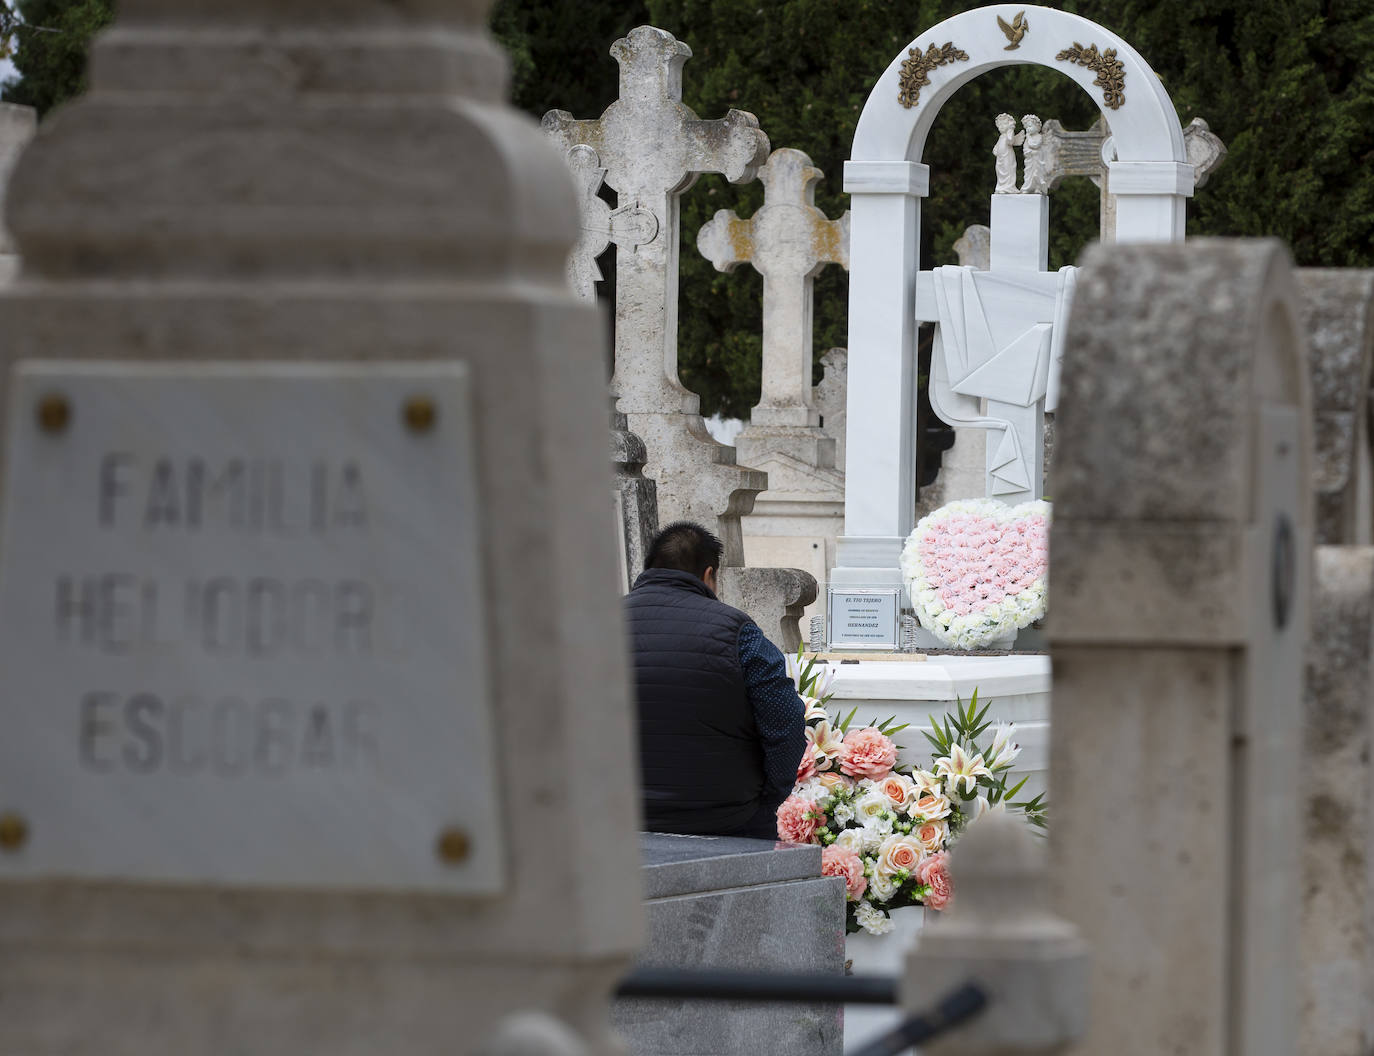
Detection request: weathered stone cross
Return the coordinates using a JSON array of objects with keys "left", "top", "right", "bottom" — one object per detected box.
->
[
  {"left": 543, "top": 25, "right": 769, "bottom": 416},
  {"left": 542, "top": 26, "right": 771, "bottom": 565},
  {"left": 697, "top": 147, "right": 849, "bottom": 429}
]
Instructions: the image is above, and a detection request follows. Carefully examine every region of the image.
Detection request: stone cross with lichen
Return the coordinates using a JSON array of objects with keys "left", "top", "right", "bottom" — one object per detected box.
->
[
  {"left": 697, "top": 148, "right": 849, "bottom": 430},
  {"left": 543, "top": 25, "right": 769, "bottom": 417},
  {"left": 542, "top": 26, "right": 771, "bottom": 565}
]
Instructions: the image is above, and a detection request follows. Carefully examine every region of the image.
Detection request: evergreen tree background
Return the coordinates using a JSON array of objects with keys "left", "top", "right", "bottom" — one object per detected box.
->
[
  {"left": 0, "top": 0, "right": 112, "bottom": 116},
  {"left": 494, "top": 0, "right": 1374, "bottom": 419},
  {"left": 1, "top": 2, "right": 1368, "bottom": 419}
]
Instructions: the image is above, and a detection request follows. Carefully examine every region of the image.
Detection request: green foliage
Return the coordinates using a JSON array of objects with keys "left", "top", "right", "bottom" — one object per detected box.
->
[
  {"left": 493, "top": 0, "right": 1374, "bottom": 419},
  {"left": 0, "top": 0, "right": 113, "bottom": 117}
]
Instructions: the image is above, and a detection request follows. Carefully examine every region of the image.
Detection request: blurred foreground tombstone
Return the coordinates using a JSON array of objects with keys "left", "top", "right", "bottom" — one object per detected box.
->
[
  {"left": 0, "top": 2, "right": 642, "bottom": 1054},
  {"left": 1050, "top": 240, "right": 1311, "bottom": 1056}
]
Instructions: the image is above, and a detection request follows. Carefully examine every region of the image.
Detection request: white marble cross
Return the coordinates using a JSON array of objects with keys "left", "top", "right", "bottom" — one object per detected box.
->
[
  {"left": 543, "top": 26, "right": 769, "bottom": 416},
  {"left": 916, "top": 193, "right": 1076, "bottom": 504},
  {"left": 697, "top": 148, "right": 849, "bottom": 428}
]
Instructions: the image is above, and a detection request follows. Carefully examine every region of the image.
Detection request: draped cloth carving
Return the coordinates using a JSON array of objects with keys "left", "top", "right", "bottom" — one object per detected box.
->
[{"left": 926, "top": 264, "right": 1077, "bottom": 497}]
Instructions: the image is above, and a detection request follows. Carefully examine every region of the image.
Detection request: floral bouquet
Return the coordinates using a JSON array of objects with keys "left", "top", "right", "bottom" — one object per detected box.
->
[
  {"left": 778, "top": 649, "right": 1046, "bottom": 935},
  {"left": 899, "top": 498, "right": 1050, "bottom": 649}
]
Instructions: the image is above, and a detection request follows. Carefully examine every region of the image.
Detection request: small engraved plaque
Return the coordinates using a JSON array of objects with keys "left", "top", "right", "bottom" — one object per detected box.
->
[
  {"left": 0, "top": 361, "right": 503, "bottom": 893},
  {"left": 827, "top": 587, "right": 901, "bottom": 650}
]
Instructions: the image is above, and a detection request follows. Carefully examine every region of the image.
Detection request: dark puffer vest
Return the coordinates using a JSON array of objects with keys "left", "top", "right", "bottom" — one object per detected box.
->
[{"left": 626, "top": 568, "right": 765, "bottom": 834}]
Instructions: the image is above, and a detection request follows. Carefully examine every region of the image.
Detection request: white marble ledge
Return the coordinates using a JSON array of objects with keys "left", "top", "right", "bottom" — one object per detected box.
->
[{"left": 823, "top": 655, "right": 1051, "bottom": 701}]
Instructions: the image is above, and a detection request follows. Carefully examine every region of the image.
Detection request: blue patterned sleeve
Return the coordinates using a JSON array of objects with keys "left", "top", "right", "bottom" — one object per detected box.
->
[{"left": 737, "top": 621, "right": 807, "bottom": 802}]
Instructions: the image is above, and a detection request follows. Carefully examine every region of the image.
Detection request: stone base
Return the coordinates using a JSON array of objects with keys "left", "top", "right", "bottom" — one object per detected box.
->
[{"left": 613, "top": 834, "right": 845, "bottom": 1056}]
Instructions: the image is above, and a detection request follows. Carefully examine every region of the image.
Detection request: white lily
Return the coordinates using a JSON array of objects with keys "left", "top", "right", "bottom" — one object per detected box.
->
[
  {"left": 986, "top": 723, "right": 1022, "bottom": 770},
  {"left": 934, "top": 744, "right": 991, "bottom": 797},
  {"left": 806, "top": 720, "right": 846, "bottom": 768},
  {"left": 803, "top": 696, "right": 830, "bottom": 722},
  {"left": 911, "top": 769, "right": 943, "bottom": 796}
]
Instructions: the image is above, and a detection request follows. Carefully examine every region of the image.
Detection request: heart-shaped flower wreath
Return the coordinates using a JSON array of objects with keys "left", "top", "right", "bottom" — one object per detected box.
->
[{"left": 899, "top": 498, "right": 1050, "bottom": 649}]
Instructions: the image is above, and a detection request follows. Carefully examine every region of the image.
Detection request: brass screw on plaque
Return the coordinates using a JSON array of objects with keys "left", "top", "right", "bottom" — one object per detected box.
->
[
  {"left": 0, "top": 812, "right": 29, "bottom": 851},
  {"left": 36, "top": 393, "right": 70, "bottom": 434},
  {"left": 436, "top": 827, "right": 470, "bottom": 864},
  {"left": 403, "top": 395, "right": 437, "bottom": 433}
]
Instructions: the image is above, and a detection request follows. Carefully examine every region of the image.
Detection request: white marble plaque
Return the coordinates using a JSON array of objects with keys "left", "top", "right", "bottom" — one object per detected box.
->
[
  {"left": 827, "top": 587, "right": 900, "bottom": 650},
  {"left": 0, "top": 361, "right": 503, "bottom": 893}
]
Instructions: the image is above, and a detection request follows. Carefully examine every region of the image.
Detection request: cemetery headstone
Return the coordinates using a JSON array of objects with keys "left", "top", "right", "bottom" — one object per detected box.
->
[
  {"left": 1296, "top": 269, "right": 1374, "bottom": 546},
  {"left": 1301, "top": 546, "right": 1374, "bottom": 1056},
  {"left": 544, "top": 26, "right": 771, "bottom": 566},
  {"left": 0, "top": 2, "right": 642, "bottom": 1052},
  {"left": 1050, "top": 239, "right": 1311, "bottom": 1056}
]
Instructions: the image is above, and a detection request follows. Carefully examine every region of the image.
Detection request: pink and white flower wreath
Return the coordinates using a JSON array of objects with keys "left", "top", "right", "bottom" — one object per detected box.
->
[{"left": 899, "top": 499, "right": 1050, "bottom": 649}]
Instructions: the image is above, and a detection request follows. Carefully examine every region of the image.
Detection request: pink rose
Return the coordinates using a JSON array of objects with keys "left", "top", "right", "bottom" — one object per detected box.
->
[
  {"left": 776, "top": 794, "right": 825, "bottom": 844},
  {"left": 796, "top": 742, "right": 818, "bottom": 783},
  {"left": 821, "top": 844, "right": 868, "bottom": 901},
  {"left": 839, "top": 727, "right": 898, "bottom": 780},
  {"left": 915, "top": 852, "right": 953, "bottom": 911}
]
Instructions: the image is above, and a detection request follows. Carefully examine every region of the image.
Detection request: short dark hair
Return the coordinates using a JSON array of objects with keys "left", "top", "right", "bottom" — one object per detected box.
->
[{"left": 646, "top": 521, "right": 723, "bottom": 579}]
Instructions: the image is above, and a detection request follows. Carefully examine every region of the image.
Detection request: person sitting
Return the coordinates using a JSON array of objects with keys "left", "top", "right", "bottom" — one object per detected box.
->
[{"left": 625, "top": 520, "right": 806, "bottom": 839}]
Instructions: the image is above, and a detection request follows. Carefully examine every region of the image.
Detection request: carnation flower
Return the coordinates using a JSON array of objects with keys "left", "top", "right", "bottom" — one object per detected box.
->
[
  {"left": 821, "top": 845, "right": 868, "bottom": 901},
  {"left": 796, "top": 742, "right": 818, "bottom": 783},
  {"left": 915, "top": 852, "right": 953, "bottom": 911},
  {"left": 840, "top": 727, "right": 898, "bottom": 780},
  {"left": 776, "top": 794, "right": 825, "bottom": 844},
  {"left": 854, "top": 901, "right": 894, "bottom": 936}
]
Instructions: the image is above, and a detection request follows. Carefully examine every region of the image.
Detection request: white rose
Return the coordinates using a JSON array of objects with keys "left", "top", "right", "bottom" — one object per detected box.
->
[
  {"left": 855, "top": 789, "right": 888, "bottom": 821},
  {"left": 833, "top": 828, "right": 866, "bottom": 853},
  {"left": 867, "top": 870, "right": 899, "bottom": 902}
]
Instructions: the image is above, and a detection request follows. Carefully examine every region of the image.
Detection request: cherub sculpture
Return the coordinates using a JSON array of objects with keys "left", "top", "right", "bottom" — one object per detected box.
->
[
  {"left": 993, "top": 112, "right": 1022, "bottom": 195},
  {"left": 1020, "top": 114, "right": 1050, "bottom": 194}
]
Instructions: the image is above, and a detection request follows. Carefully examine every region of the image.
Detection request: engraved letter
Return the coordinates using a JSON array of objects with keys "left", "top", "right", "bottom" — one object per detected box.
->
[
  {"left": 79, "top": 692, "right": 118, "bottom": 772},
  {"left": 123, "top": 693, "right": 164, "bottom": 773},
  {"left": 99, "top": 453, "right": 134, "bottom": 528}
]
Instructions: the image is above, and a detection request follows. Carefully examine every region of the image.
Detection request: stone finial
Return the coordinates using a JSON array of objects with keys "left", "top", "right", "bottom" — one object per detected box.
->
[
  {"left": 954, "top": 225, "right": 991, "bottom": 270},
  {"left": 698, "top": 148, "right": 849, "bottom": 431},
  {"left": 905, "top": 813, "right": 1087, "bottom": 1055},
  {"left": 542, "top": 25, "right": 771, "bottom": 565},
  {"left": 1183, "top": 118, "right": 1227, "bottom": 189}
]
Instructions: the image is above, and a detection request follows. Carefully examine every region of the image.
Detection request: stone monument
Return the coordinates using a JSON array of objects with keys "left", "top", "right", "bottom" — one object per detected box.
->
[
  {"left": 697, "top": 147, "right": 849, "bottom": 621},
  {"left": 1050, "top": 239, "right": 1311, "bottom": 1056},
  {"left": 0, "top": 2, "right": 642, "bottom": 1052},
  {"left": 545, "top": 26, "right": 770, "bottom": 567}
]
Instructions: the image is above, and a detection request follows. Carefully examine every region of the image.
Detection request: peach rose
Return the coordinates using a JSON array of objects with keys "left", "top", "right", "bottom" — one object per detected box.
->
[
  {"left": 875, "top": 834, "right": 923, "bottom": 878},
  {"left": 915, "top": 852, "right": 953, "bottom": 911},
  {"left": 911, "top": 793, "right": 952, "bottom": 822},
  {"left": 796, "top": 742, "right": 818, "bottom": 783},
  {"left": 821, "top": 844, "right": 868, "bottom": 901},
  {"left": 878, "top": 772, "right": 917, "bottom": 813},
  {"left": 839, "top": 727, "right": 898, "bottom": 780},
  {"left": 817, "top": 771, "right": 853, "bottom": 792},
  {"left": 776, "top": 794, "right": 825, "bottom": 844},
  {"left": 914, "top": 818, "right": 949, "bottom": 853}
]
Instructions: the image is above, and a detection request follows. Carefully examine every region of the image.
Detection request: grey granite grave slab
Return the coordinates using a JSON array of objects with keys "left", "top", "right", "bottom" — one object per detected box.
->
[{"left": 614, "top": 833, "right": 845, "bottom": 1056}]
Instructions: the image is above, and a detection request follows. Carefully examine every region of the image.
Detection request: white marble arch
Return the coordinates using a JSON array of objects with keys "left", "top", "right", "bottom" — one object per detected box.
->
[{"left": 833, "top": 5, "right": 1190, "bottom": 587}]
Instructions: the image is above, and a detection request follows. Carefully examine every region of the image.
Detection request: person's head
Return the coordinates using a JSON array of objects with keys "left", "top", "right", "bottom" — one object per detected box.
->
[
  {"left": 1021, "top": 113, "right": 1041, "bottom": 134},
  {"left": 646, "top": 521, "right": 723, "bottom": 593},
  {"left": 995, "top": 112, "right": 1015, "bottom": 135}
]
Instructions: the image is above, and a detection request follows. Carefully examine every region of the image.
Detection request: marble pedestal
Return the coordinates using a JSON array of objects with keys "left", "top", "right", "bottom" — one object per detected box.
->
[{"left": 613, "top": 834, "right": 845, "bottom": 1056}]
